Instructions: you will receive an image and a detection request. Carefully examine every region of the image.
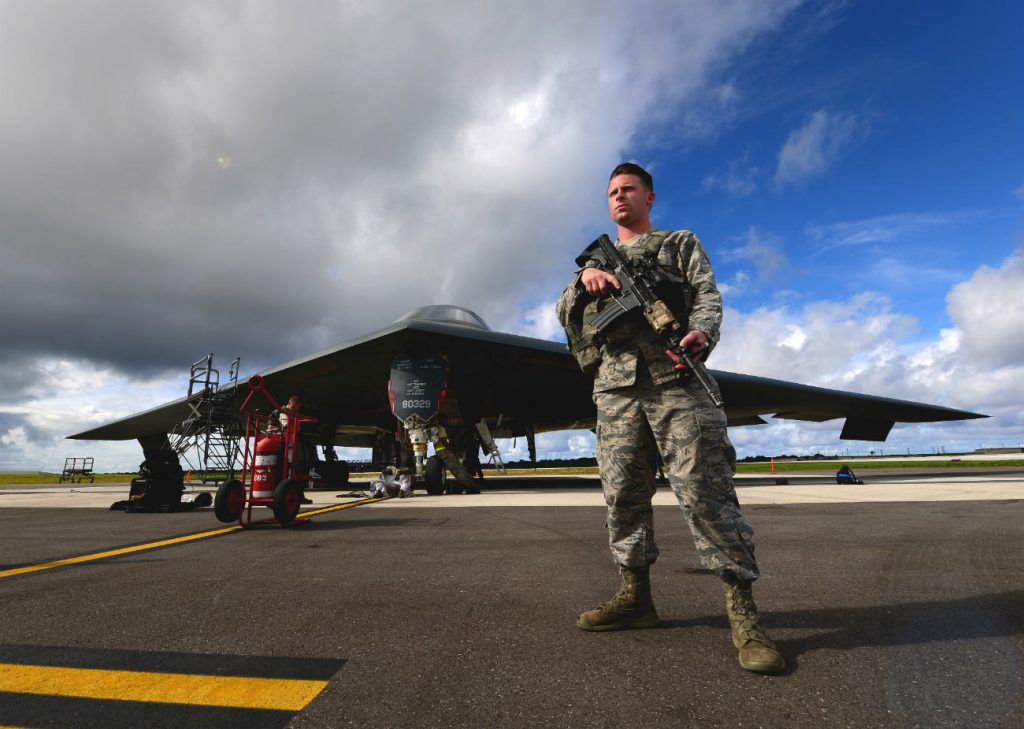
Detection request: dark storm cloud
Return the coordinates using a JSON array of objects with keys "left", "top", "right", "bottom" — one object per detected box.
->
[
  {"left": 0, "top": 1, "right": 805, "bottom": 468},
  {"left": 0, "top": 361, "right": 45, "bottom": 407},
  {"left": 1, "top": 1, "right": 800, "bottom": 372}
]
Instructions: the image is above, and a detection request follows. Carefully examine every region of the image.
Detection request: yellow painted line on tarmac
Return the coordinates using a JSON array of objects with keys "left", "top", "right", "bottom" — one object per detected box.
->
[
  {"left": 0, "top": 663, "right": 325, "bottom": 711},
  {"left": 300, "top": 495, "right": 386, "bottom": 518},
  {"left": 0, "top": 496, "right": 385, "bottom": 581},
  {"left": 0, "top": 525, "right": 244, "bottom": 580}
]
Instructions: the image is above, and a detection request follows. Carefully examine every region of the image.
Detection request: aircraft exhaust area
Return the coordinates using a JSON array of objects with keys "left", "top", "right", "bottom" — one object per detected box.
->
[{"left": 0, "top": 473, "right": 1021, "bottom": 728}]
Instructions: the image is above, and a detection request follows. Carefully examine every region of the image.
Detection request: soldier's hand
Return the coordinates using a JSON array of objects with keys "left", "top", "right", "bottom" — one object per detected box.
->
[
  {"left": 666, "top": 330, "right": 710, "bottom": 370},
  {"left": 581, "top": 268, "right": 621, "bottom": 297}
]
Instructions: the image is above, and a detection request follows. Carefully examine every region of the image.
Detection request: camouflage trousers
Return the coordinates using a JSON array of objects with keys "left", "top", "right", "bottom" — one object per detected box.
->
[{"left": 594, "top": 367, "right": 759, "bottom": 582}]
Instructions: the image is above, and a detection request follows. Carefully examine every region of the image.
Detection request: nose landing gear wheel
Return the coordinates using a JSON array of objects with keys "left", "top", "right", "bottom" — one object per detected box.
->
[{"left": 423, "top": 455, "right": 447, "bottom": 495}]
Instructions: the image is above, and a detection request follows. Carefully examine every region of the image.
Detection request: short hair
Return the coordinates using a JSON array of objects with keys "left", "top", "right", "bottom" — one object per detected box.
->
[{"left": 609, "top": 163, "right": 653, "bottom": 193}]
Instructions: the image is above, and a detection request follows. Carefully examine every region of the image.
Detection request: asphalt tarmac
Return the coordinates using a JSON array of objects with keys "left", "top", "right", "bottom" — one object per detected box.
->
[{"left": 1, "top": 475, "right": 1022, "bottom": 728}]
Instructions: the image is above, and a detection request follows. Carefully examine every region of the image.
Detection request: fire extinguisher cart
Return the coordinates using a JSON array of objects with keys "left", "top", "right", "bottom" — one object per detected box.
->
[{"left": 214, "top": 375, "right": 316, "bottom": 527}]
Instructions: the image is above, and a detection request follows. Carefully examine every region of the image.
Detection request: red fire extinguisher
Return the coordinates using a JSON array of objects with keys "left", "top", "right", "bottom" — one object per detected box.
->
[{"left": 252, "top": 434, "right": 283, "bottom": 500}]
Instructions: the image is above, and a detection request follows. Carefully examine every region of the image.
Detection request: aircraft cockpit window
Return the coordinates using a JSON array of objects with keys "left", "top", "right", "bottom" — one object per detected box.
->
[{"left": 394, "top": 305, "right": 491, "bottom": 331}]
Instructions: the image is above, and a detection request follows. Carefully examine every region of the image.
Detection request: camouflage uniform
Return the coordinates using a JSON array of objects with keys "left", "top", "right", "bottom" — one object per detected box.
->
[{"left": 557, "top": 229, "right": 758, "bottom": 583}]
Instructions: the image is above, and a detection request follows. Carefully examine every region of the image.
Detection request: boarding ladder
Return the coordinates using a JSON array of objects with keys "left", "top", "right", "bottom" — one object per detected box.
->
[{"left": 167, "top": 354, "right": 243, "bottom": 483}]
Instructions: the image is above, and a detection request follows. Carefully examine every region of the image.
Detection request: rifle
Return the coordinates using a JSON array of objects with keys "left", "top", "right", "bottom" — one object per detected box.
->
[{"left": 586, "top": 234, "right": 724, "bottom": 408}]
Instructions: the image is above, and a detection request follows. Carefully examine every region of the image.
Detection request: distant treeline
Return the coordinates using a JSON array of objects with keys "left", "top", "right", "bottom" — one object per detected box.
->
[
  {"left": 499, "top": 457, "right": 597, "bottom": 469},
  {"left": 736, "top": 451, "right": 975, "bottom": 462},
  {"left": 738, "top": 453, "right": 831, "bottom": 462}
]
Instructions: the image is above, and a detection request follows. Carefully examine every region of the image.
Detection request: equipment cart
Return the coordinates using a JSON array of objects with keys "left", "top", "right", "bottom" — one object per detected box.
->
[{"left": 214, "top": 375, "right": 316, "bottom": 526}]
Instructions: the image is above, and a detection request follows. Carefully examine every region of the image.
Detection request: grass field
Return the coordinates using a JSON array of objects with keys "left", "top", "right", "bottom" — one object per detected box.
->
[
  {"left": 734, "top": 459, "right": 1024, "bottom": 473},
  {"left": 482, "top": 460, "right": 1024, "bottom": 477},
  {"left": 3, "top": 459, "right": 1021, "bottom": 485},
  {"left": 0, "top": 472, "right": 137, "bottom": 485}
]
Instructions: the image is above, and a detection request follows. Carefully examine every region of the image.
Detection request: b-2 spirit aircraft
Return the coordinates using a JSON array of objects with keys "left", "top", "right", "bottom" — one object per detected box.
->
[{"left": 70, "top": 305, "right": 985, "bottom": 495}]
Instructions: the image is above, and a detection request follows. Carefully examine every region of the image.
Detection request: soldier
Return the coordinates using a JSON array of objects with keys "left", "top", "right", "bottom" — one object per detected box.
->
[
  {"left": 556, "top": 162, "right": 785, "bottom": 674},
  {"left": 268, "top": 395, "right": 318, "bottom": 504}
]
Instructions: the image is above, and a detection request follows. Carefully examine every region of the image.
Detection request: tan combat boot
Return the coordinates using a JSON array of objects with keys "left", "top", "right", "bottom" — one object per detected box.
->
[
  {"left": 724, "top": 577, "right": 785, "bottom": 673},
  {"left": 576, "top": 567, "right": 661, "bottom": 631}
]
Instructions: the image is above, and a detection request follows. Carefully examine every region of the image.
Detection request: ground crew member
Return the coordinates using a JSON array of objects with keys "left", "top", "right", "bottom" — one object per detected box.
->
[
  {"left": 370, "top": 467, "right": 413, "bottom": 498},
  {"left": 556, "top": 162, "right": 785, "bottom": 674},
  {"left": 268, "top": 395, "right": 317, "bottom": 504}
]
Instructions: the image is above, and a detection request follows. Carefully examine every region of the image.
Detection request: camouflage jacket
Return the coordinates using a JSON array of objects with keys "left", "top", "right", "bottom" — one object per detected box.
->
[{"left": 556, "top": 229, "right": 723, "bottom": 393}]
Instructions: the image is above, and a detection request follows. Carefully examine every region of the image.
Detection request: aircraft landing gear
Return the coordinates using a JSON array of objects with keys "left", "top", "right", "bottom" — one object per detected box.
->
[
  {"left": 389, "top": 354, "right": 477, "bottom": 495},
  {"left": 315, "top": 459, "right": 350, "bottom": 488},
  {"left": 424, "top": 455, "right": 448, "bottom": 495}
]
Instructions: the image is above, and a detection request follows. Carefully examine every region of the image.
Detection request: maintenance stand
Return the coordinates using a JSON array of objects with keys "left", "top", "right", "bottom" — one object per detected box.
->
[{"left": 59, "top": 457, "right": 95, "bottom": 483}]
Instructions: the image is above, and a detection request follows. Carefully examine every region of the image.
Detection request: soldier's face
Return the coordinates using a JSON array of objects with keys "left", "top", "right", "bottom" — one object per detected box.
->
[{"left": 607, "top": 174, "right": 654, "bottom": 226}]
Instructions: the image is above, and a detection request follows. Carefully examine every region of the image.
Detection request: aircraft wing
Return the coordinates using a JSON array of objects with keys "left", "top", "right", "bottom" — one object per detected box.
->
[
  {"left": 68, "top": 311, "right": 595, "bottom": 444},
  {"left": 69, "top": 306, "right": 985, "bottom": 445},
  {"left": 712, "top": 371, "right": 983, "bottom": 440}
]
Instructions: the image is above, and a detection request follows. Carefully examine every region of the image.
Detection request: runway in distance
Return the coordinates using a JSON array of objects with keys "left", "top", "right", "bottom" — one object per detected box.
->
[{"left": 70, "top": 305, "right": 986, "bottom": 493}]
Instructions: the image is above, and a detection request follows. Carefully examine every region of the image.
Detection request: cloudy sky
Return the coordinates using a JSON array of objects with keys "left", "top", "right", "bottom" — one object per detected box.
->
[{"left": 1, "top": 0, "right": 1022, "bottom": 471}]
